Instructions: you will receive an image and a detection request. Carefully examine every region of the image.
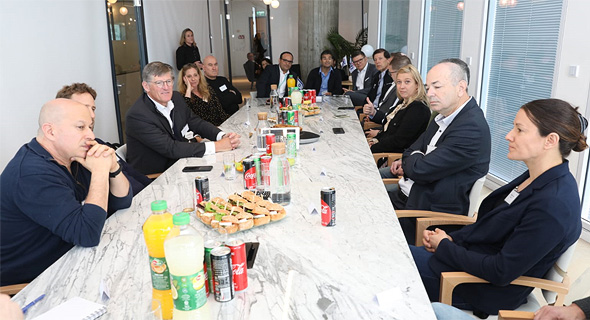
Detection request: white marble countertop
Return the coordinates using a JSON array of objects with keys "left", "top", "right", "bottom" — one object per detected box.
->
[{"left": 13, "top": 97, "right": 435, "bottom": 319}]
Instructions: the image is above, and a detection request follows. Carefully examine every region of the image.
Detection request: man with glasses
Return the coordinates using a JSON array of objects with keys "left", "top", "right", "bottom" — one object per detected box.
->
[
  {"left": 126, "top": 61, "right": 241, "bottom": 175},
  {"left": 344, "top": 50, "right": 378, "bottom": 106},
  {"left": 256, "top": 51, "right": 302, "bottom": 98}
]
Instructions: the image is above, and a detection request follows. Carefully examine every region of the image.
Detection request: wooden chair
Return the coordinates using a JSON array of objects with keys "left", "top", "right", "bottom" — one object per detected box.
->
[
  {"left": 439, "top": 241, "right": 578, "bottom": 315},
  {"left": 372, "top": 153, "right": 402, "bottom": 185},
  {"left": 498, "top": 310, "right": 534, "bottom": 320},
  {"left": 396, "top": 176, "right": 486, "bottom": 245},
  {"left": 359, "top": 113, "right": 382, "bottom": 130},
  {"left": 0, "top": 283, "right": 28, "bottom": 295},
  {"left": 115, "top": 144, "right": 161, "bottom": 180}
]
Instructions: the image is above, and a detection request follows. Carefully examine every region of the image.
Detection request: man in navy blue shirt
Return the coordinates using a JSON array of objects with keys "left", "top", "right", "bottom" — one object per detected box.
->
[
  {"left": 304, "top": 50, "right": 343, "bottom": 96},
  {"left": 0, "top": 99, "right": 133, "bottom": 286}
]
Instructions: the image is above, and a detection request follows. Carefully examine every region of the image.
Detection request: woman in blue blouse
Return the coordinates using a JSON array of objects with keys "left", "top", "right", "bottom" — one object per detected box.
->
[{"left": 411, "top": 99, "right": 588, "bottom": 316}]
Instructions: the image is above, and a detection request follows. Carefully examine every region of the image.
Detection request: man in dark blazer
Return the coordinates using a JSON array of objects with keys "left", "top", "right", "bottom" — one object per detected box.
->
[
  {"left": 344, "top": 50, "right": 378, "bottom": 106},
  {"left": 203, "top": 55, "right": 243, "bottom": 115},
  {"left": 256, "top": 51, "right": 301, "bottom": 98},
  {"left": 126, "top": 61, "right": 241, "bottom": 175},
  {"left": 389, "top": 59, "right": 491, "bottom": 244},
  {"left": 304, "top": 50, "right": 343, "bottom": 96},
  {"left": 366, "top": 48, "right": 394, "bottom": 106}
]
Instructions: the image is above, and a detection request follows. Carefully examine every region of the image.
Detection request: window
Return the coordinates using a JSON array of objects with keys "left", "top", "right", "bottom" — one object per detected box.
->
[
  {"left": 420, "top": 0, "right": 464, "bottom": 76},
  {"left": 480, "top": 0, "right": 563, "bottom": 183},
  {"left": 380, "top": 0, "right": 410, "bottom": 53}
]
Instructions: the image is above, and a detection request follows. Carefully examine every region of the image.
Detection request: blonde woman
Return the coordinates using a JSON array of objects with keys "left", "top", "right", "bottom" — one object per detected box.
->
[
  {"left": 175, "top": 28, "right": 201, "bottom": 70},
  {"left": 367, "top": 64, "right": 430, "bottom": 153},
  {"left": 178, "top": 63, "right": 229, "bottom": 126}
]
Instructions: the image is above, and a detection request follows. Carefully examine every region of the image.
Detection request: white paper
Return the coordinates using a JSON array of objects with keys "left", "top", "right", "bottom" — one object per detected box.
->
[{"left": 375, "top": 287, "right": 403, "bottom": 311}]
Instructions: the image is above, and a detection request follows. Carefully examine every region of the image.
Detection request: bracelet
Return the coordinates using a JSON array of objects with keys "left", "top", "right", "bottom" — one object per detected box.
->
[{"left": 109, "top": 164, "right": 122, "bottom": 178}]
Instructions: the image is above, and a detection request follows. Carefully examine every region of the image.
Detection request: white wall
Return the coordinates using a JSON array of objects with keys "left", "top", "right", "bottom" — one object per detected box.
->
[
  {"left": 0, "top": 0, "right": 118, "bottom": 171},
  {"left": 338, "top": 0, "right": 363, "bottom": 43},
  {"left": 269, "top": 0, "right": 298, "bottom": 64}
]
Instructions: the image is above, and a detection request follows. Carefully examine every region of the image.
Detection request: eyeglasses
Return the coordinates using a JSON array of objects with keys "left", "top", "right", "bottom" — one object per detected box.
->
[
  {"left": 352, "top": 57, "right": 365, "bottom": 65},
  {"left": 281, "top": 59, "right": 293, "bottom": 64},
  {"left": 151, "top": 79, "right": 174, "bottom": 88}
]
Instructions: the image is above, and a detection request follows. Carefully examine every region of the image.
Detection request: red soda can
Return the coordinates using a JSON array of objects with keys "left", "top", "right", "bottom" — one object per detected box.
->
[
  {"left": 283, "top": 97, "right": 292, "bottom": 109},
  {"left": 303, "top": 89, "right": 310, "bottom": 103},
  {"left": 261, "top": 156, "right": 272, "bottom": 190},
  {"left": 225, "top": 238, "right": 248, "bottom": 291},
  {"left": 293, "top": 110, "right": 299, "bottom": 126},
  {"left": 310, "top": 89, "right": 317, "bottom": 103},
  {"left": 194, "top": 176, "right": 210, "bottom": 207},
  {"left": 321, "top": 187, "right": 336, "bottom": 226},
  {"left": 265, "top": 133, "right": 275, "bottom": 155},
  {"left": 243, "top": 158, "right": 256, "bottom": 190}
]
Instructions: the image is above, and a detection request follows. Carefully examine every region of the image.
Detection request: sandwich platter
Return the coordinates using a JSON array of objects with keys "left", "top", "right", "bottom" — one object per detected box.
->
[{"left": 196, "top": 190, "right": 287, "bottom": 234}]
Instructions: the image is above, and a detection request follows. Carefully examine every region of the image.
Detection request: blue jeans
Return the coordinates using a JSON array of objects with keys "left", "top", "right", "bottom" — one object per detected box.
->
[
  {"left": 432, "top": 302, "right": 474, "bottom": 320},
  {"left": 379, "top": 167, "right": 399, "bottom": 193}
]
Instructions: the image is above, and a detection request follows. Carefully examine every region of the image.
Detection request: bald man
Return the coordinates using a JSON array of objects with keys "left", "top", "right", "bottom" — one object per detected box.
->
[
  {"left": 0, "top": 99, "right": 132, "bottom": 286},
  {"left": 203, "top": 55, "right": 243, "bottom": 115}
]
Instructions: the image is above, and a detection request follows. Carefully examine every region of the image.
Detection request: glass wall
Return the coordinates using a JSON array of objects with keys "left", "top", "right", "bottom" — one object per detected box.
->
[{"left": 379, "top": 0, "right": 410, "bottom": 54}]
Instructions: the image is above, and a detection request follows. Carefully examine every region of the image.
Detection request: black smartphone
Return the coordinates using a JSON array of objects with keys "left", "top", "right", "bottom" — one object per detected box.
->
[
  {"left": 333, "top": 127, "right": 345, "bottom": 134},
  {"left": 182, "top": 166, "right": 213, "bottom": 172},
  {"left": 337, "top": 106, "right": 355, "bottom": 110}
]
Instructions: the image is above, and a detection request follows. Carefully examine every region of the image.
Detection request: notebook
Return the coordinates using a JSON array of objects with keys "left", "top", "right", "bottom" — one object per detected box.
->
[{"left": 32, "top": 297, "right": 107, "bottom": 320}]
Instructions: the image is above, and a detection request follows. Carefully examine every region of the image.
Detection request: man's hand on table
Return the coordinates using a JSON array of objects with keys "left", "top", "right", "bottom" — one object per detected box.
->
[
  {"left": 534, "top": 303, "right": 586, "bottom": 320},
  {"left": 216, "top": 133, "right": 241, "bottom": 152}
]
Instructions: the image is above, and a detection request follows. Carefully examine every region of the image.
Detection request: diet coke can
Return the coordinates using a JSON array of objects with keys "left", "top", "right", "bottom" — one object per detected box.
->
[
  {"left": 321, "top": 187, "right": 336, "bottom": 226},
  {"left": 243, "top": 158, "right": 256, "bottom": 190},
  {"left": 210, "top": 246, "right": 234, "bottom": 302},
  {"left": 226, "top": 238, "right": 248, "bottom": 291},
  {"left": 194, "top": 176, "right": 210, "bottom": 206}
]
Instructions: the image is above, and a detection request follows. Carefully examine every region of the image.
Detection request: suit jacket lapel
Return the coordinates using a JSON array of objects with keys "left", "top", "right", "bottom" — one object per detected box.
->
[{"left": 144, "top": 93, "right": 175, "bottom": 137}]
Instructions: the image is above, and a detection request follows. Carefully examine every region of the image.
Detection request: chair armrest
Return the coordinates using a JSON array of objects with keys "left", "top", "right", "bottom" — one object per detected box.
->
[
  {"left": 363, "top": 122, "right": 382, "bottom": 130},
  {"left": 146, "top": 173, "right": 162, "bottom": 180},
  {"left": 414, "top": 214, "right": 477, "bottom": 246},
  {"left": 383, "top": 178, "right": 400, "bottom": 185},
  {"left": 0, "top": 283, "right": 28, "bottom": 295},
  {"left": 395, "top": 210, "right": 455, "bottom": 219},
  {"left": 440, "top": 272, "right": 570, "bottom": 306},
  {"left": 498, "top": 310, "right": 535, "bottom": 320},
  {"left": 354, "top": 106, "right": 363, "bottom": 111}
]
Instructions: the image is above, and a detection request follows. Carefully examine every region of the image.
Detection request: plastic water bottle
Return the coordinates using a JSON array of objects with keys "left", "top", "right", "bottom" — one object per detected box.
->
[
  {"left": 255, "top": 112, "right": 270, "bottom": 152},
  {"left": 164, "top": 212, "right": 210, "bottom": 320},
  {"left": 269, "top": 84, "right": 280, "bottom": 115},
  {"left": 269, "top": 142, "right": 291, "bottom": 205}
]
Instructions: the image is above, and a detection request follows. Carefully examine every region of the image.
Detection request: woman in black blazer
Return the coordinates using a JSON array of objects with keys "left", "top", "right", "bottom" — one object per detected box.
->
[
  {"left": 367, "top": 65, "right": 430, "bottom": 153},
  {"left": 411, "top": 99, "right": 588, "bottom": 316}
]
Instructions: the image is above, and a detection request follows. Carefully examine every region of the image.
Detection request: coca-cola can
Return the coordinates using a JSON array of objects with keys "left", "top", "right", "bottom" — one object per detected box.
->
[
  {"left": 225, "top": 238, "right": 248, "bottom": 291},
  {"left": 310, "top": 89, "right": 317, "bottom": 103},
  {"left": 243, "top": 158, "right": 256, "bottom": 190},
  {"left": 283, "top": 97, "right": 292, "bottom": 109},
  {"left": 321, "top": 187, "right": 336, "bottom": 226},
  {"left": 194, "top": 176, "right": 210, "bottom": 206},
  {"left": 204, "top": 239, "right": 222, "bottom": 297},
  {"left": 260, "top": 156, "right": 272, "bottom": 190},
  {"left": 265, "top": 134, "right": 275, "bottom": 155},
  {"left": 210, "top": 246, "right": 235, "bottom": 302}
]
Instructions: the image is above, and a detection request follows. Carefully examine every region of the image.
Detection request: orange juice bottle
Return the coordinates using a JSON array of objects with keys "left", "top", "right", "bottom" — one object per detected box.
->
[
  {"left": 143, "top": 200, "right": 174, "bottom": 319},
  {"left": 287, "top": 75, "right": 296, "bottom": 96}
]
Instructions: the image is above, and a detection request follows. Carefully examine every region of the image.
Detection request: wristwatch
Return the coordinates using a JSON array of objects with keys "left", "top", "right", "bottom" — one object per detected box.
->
[{"left": 109, "top": 163, "right": 122, "bottom": 178}]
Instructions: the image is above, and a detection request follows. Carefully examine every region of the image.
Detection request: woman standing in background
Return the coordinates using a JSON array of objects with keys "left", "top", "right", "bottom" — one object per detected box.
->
[{"left": 176, "top": 28, "right": 201, "bottom": 70}]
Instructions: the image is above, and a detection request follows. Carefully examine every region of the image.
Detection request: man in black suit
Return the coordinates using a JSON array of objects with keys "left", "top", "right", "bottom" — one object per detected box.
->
[
  {"left": 366, "top": 48, "right": 394, "bottom": 107},
  {"left": 344, "top": 50, "right": 379, "bottom": 106},
  {"left": 203, "top": 55, "right": 243, "bottom": 115},
  {"left": 388, "top": 58, "right": 491, "bottom": 244},
  {"left": 256, "top": 51, "right": 302, "bottom": 98},
  {"left": 304, "top": 50, "right": 343, "bottom": 96},
  {"left": 126, "top": 61, "right": 241, "bottom": 175}
]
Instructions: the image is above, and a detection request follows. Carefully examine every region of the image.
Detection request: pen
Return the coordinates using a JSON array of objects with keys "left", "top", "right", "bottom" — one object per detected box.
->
[{"left": 22, "top": 293, "right": 45, "bottom": 314}]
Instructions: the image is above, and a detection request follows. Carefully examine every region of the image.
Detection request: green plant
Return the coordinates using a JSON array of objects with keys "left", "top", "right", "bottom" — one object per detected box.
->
[{"left": 326, "top": 28, "right": 368, "bottom": 71}]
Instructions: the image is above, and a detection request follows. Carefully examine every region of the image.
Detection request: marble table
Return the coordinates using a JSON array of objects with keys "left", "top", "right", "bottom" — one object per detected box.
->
[{"left": 13, "top": 96, "right": 435, "bottom": 319}]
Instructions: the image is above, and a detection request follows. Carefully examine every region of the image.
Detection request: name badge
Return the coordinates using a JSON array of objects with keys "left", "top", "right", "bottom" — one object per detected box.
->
[
  {"left": 504, "top": 188, "right": 519, "bottom": 205},
  {"left": 219, "top": 84, "right": 227, "bottom": 92}
]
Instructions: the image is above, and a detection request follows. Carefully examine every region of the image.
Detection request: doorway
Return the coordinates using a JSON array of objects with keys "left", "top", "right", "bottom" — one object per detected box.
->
[{"left": 105, "top": 0, "right": 148, "bottom": 144}]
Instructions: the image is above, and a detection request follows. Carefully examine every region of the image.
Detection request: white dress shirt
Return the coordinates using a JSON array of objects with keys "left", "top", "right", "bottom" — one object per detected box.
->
[
  {"left": 355, "top": 64, "right": 368, "bottom": 90},
  {"left": 278, "top": 69, "right": 290, "bottom": 98},
  {"left": 148, "top": 95, "right": 224, "bottom": 155},
  {"left": 399, "top": 97, "right": 472, "bottom": 197}
]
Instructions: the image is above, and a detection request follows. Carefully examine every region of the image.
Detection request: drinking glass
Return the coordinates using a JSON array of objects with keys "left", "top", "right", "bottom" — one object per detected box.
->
[{"left": 223, "top": 153, "right": 236, "bottom": 180}]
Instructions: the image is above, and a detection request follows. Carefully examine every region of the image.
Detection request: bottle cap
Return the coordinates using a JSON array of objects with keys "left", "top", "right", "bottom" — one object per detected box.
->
[
  {"left": 173, "top": 212, "right": 190, "bottom": 225},
  {"left": 270, "top": 84, "right": 278, "bottom": 90},
  {"left": 272, "top": 142, "right": 286, "bottom": 155},
  {"left": 258, "top": 112, "right": 268, "bottom": 120},
  {"left": 151, "top": 200, "right": 168, "bottom": 211}
]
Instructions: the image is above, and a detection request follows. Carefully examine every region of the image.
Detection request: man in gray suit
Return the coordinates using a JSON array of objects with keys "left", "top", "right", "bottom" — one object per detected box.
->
[{"left": 344, "top": 50, "right": 379, "bottom": 106}]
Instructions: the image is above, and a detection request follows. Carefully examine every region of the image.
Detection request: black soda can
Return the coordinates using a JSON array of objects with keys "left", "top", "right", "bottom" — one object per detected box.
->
[
  {"left": 321, "top": 187, "right": 336, "bottom": 226},
  {"left": 211, "top": 246, "right": 235, "bottom": 302},
  {"left": 194, "top": 176, "right": 210, "bottom": 205},
  {"left": 243, "top": 158, "right": 256, "bottom": 190}
]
